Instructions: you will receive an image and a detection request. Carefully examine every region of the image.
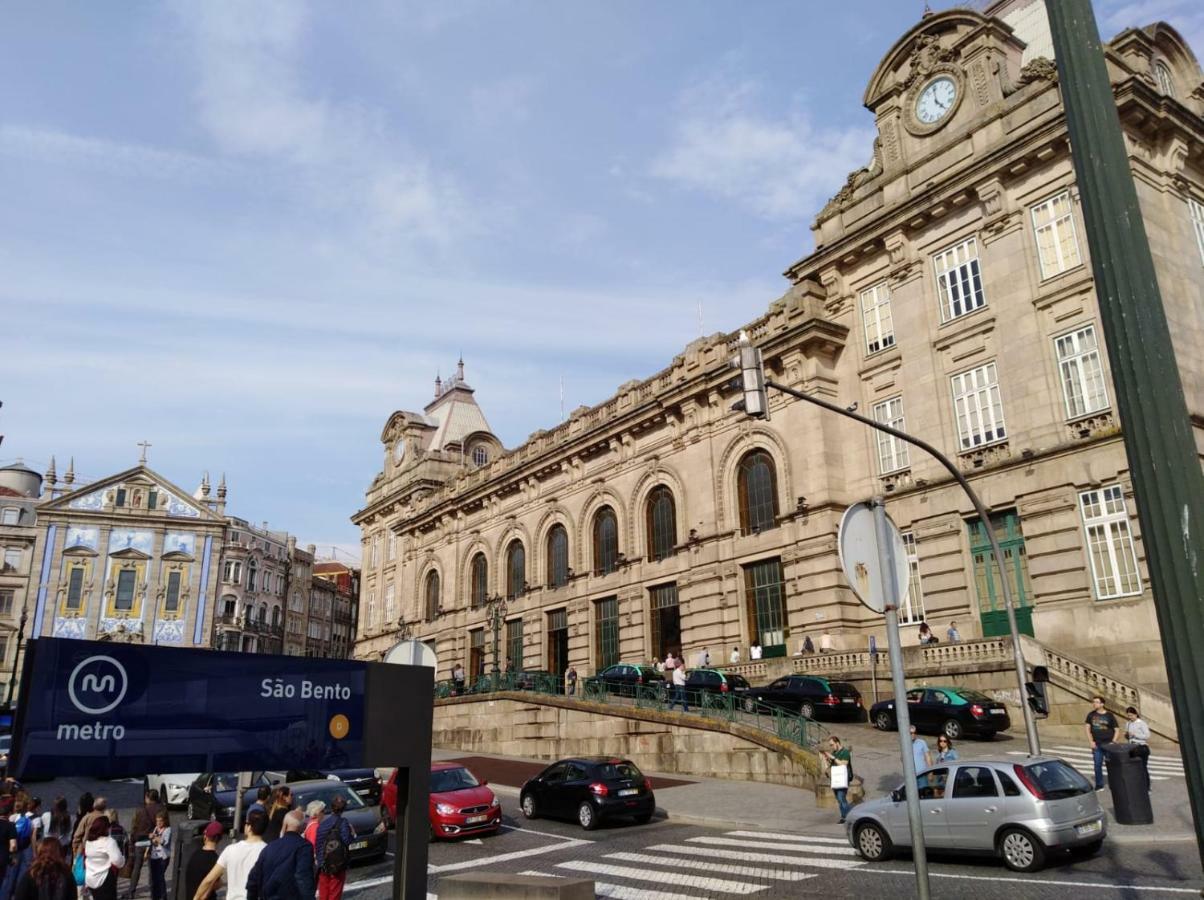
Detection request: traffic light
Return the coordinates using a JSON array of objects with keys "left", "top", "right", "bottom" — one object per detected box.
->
[
  {"left": 1025, "top": 680, "right": 1049, "bottom": 718},
  {"left": 730, "top": 331, "right": 770, "bottom": 421}
]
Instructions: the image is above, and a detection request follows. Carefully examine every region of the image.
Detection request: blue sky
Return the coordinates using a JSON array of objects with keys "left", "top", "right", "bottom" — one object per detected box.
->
[{"left": 2, "top": 0, "right": 1199, "bottom": 558}]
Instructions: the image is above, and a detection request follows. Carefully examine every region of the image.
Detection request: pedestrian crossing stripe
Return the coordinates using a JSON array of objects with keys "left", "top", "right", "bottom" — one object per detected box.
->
[
  {"left": 518, "top": 875, "right": 702, "bottom": 900},
  {"left": 685, "top": 835, "right": 859, "bottom": 856},
  {"left": 725, "top": 830, "right": 850, "bottom": 844},
  {"left": 1049, "top": 745, "right": 1183, "bottom": 769},
  {"left": 649, "top": 842, "right": 864, "bottom": 870},
  {"left": 605, "top": 851, "right": 818, "bottom": 882},
  {"left": 557, "top": 861, "right": 765, "bottom": 894},
  {"left": 1006, "top": 749, "right": 1183, "bottom": 777}
]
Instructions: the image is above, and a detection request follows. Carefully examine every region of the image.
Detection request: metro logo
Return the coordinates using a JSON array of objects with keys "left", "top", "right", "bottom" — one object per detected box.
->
[{"left": 67, "top": 655, "right": 129, "bottom": 715}]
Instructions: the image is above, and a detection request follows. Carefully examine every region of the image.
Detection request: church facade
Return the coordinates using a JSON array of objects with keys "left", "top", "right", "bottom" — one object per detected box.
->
[{"left": 353, "top": 3, "right": 1204, "bottom": 696}]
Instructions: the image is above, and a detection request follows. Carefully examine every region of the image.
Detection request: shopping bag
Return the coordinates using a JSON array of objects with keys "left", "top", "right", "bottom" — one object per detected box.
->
[{"left": 830, "top": 763, "right": 849, "bottom": 790}]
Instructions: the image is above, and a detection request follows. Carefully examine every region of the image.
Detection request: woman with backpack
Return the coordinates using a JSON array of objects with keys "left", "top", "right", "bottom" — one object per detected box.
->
[
  {"left": 82, "top": 817, "right": 124, "bottom": 900},
  {"left": 9, "top": 798, "right": 36, "bottom": 891},
  {"left": 13, "top": 838, "right": 74, "bottom": 900},
  {"left": 313, "top": 796, "right": 354, "bottom": 900}
]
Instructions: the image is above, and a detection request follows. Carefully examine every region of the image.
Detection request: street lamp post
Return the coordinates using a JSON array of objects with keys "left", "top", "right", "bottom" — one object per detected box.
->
[
  {"left": 486, "top": 595, "right": 508, "bottom": 676},
  {"left": 4, "top": 602, "right": 28, "bottom": 708}
]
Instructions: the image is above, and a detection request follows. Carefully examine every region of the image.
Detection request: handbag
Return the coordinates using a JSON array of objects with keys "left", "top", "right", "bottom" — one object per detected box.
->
[
  {"left": 830, "top": 762, "right": 850, "bottom": 790},
  {"left": 73, "top": 853, "right": 86, "bottom": 887}
]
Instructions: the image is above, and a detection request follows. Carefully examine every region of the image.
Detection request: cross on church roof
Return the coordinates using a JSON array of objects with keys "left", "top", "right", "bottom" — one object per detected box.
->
[{"left": 137, "top": 440, "right": 152, "bottom": 464}]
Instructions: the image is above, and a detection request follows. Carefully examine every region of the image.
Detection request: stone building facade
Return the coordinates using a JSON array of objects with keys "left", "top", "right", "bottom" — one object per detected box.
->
[
  {"left": 212, "top": 517, "right": 291, "bottom": 654},
  {"left": 313, "top": 561, "right": 360, "bottom": 660},
  {"left": 0, "top": 463, "right": 44, "bottom": 702},
  {"left": 353, "top": 5, "right": 1204, "bottom": 696},
  {"left": 283, "top": 543, "right": 315, "bottom": 656}
]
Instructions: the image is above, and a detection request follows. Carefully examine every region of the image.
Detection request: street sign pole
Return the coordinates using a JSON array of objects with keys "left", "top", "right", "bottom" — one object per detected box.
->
[
  {"left": 869, "top": 635, "right": 878, "bottom": 705},
  {"left": 873, "top": 497, "right": 930, "bottom": 900}
]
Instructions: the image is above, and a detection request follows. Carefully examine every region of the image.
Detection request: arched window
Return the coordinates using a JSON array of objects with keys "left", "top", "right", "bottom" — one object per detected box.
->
[
  {"left": 1155, "top": 60, "right": 1176, "bottom": 97},
  {"left": 271, "top": 607, "right": 280, "bottom": 627},
  {"left": 546, "top": 524, "right": 569, "bottom": 588},
  {"left": 258, "top": 604, "right": 267, "bottom": 624},
  {"left": 472, "top": 445, "right": 489, "bottom": 467},
  {"left": 506, "top": 541, "right": 526, "bottom": 600},
  {"left": 470, "top": 553, "right": 488, "bottom": 609},
  {"left": 424, "top": 570, "right": 440, "bottom": 621},
  {"left": 247, "top": 564, "right": 257, "bottom": 592},
  {"left": 593, "top": 506, "right": 619, "bottom": 575},
  {"left": 738, "top": 450, "right": 779, "bottom": 533},
  {"left": 646, "top": 486, "right": 677, "bottom": 562}
]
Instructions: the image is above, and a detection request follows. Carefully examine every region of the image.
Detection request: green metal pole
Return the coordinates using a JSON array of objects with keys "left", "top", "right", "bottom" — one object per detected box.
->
[{"left": 1045, "top": 0, "right": 1204, "bottom": 865}]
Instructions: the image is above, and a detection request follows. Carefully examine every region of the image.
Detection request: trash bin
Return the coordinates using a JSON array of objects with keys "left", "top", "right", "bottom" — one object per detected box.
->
[
  {"left": 173, "top": 820, "right": 222, "bottom": 900},
  {"left": 1104, "top": 742, "right": 1153, "bottom": 825}
]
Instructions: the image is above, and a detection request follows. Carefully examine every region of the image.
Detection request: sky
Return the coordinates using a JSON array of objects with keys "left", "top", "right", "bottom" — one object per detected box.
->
[{"left": 2, "top": 0, "right": 1200, "bottom": 559}]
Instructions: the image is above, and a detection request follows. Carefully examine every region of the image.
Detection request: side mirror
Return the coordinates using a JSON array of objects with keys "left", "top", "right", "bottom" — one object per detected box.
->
[{"left": 891, "top": 788, "right": 904, "bottom": 803}]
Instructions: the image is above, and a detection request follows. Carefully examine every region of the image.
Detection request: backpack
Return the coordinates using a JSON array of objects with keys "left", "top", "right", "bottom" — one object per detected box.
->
[
  {"left": 320, "top": 821, "right": 349, "bottom": 876},
  {"left": 14, "top": 814, "right": 32, "bottom": 845}
]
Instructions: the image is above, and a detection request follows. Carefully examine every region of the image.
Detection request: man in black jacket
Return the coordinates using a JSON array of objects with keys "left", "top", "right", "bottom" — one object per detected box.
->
[{"left": 246, "top": 810, "right": 314, "bottom": 900}]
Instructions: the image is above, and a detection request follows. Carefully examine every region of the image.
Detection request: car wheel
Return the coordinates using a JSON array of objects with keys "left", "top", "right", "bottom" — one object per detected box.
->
[
  {"left": 743, "top": 697, "right": 756, "bottom": 714},
  {"left": 799, "top": 701, "right": 816, "bottom": 719},
  {"left": 854, "top": 822, "right": 892, "bottom": 862},
  {"left": 999, "top": 828, "right": 1046, "bottom": 873},
  {"left": 633, "top": 812, "right": 652, "bottom": 825},
  {"left": 942, "top": 718, "right": 964, "bottom": 740},
  {"left": 577, "top": 801, "right": 599, "bottom": 831},
  {"left": 521, "top": 793, "right": 538, "bottom": 820},
  {"left": 874, "top": 711, "right": 894, "bottom": 731}
]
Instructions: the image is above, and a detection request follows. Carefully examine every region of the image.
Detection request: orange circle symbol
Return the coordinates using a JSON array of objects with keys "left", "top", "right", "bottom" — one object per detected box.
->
[{"left": 329, "top": 714, "right": 350, "bottom": 740}]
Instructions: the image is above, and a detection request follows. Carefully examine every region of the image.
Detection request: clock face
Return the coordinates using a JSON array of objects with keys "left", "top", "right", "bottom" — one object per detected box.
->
[
  {"left": 392, "top": 439, "right": 406, "bottom": 463},
  {"left": 915, "top": 77, "right": 957, "bottom": 125}
]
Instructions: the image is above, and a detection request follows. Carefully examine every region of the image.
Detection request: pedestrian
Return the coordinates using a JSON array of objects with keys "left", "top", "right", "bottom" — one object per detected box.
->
[
  {"left": 803, "top": 635, "right": 815, "bottom": 654},
  {"left": 917, "top": 622, "right": 934, "bottom": 645},
  {"left": 194, "top": 810, "right": 267, "bottom": 900},
  {"left": 565, "top": 665, "right": 577, "bottom": 697},
  {"left": 71, "top": 797, "right": 92, "bottom": 840},
  {"left": 935, "top": 735, "right": 959, "bottom": 764},
  {"left": 127, "top": 788, "right": 164, "bottom": 900},
  {"left": 1085, "top": 696, "right": 1119, "bottom": 791},
  {"left": 947, "top": 621, "right": 961, "bottom": 643},
  {"left": 83, "top": 815, "right": 125, "bottom": 900},
  {"left": 245, "top": 810, "right": 313, "bottom": 900},
  {"left": 451, "top": 664, "right": 465, "bottom": 695},
  {"left": 702, "top": 649, "right": 711, "bottom": 668},
  {"left": 25, "top": 802, "right": 42, "bottom": 846},
  {"left": 821, "top": 736, "right": 853, "bottom": 824},
  {"left": 183, "top": 823, "right": 223, "bottom": 900},
  {"left": 301, "top": 803, "right": 324, "bottom": 851},
  {"left": 264, "top": 788, "right": 293, "bottom": 843},
  {"left": 314, "top": 797, "right": 354, "bottom": 900},
  {"left": 1125, "top": 706, "right": 1152, "bottom": 791},
  {"left": 749, "top": 642, "right": 762, "bottom": 660},
  {"left": 819, "top": 632, "right": 833, "bottom": 654},
  {"left": 729, "top": 646, "right": 739, "bottom": 665},
  {"left": 106, "top": 810, "right": 128, "bottom": 866},
  {"left": 668, "top": 665, "right": 689, "bottom": 713},
  {"left": 663, "top": 653, "right": 676, "bottom": 673},
  {"left": 8, "top": 799, "right": 35, "bottom": 895},
  {"left": 0, "top": 797, "right": 18, "bottom": 900},
  {"left": 13, "top": 838, "right": 74, "bottom": 900},
  {"left": 71, "top": 797, "right": 106, "bottom": 859},
  {"left": 654, "top": 658, "right": 664, "bottom": 673},
  {"left": 147, "top": 813, "right": 170, "bottom": 900},
  {"left": 910, "top": 725, "right": 932, "bottom": 774},
  {"left": 42, "top": 799, "right": 71, "bottom": 852}
]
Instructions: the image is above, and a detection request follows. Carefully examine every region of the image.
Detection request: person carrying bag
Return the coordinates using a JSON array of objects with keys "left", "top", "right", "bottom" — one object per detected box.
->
[{"left": 822, "top": 736, "right": 853, "bottom": 824}]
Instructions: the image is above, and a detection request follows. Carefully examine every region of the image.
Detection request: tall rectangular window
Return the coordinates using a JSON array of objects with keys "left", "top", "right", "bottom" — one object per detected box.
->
[
  {"left": 951, "top": 362, "right": 1006, "bottom": 450},
  {"left": 934, "top": 237, "right": 986, "bottom": 322},
  {"left": 872, "top": 396, "right": 910, "bottom": 473},
  {"left": 115, "top": 570, "right": 136, "bottom": 611},
  {"left": 2, "top": 549, "right": 20, "bottom": 572},
  {"left": 165, "top": 571, "right": 182, "bottom": 612},
  {"left": 547, "top": 608, "right": 569, "bottom": 677},
  {"left": 1079, "top": 485, "right": 1142, "bottom": 599},
  {"left": 384, "top": 584, "right": 396, "bottom": 622},
  {"left": 648, "top": 583, "right": 681, "bottom": 662},
  {"left": 861, "top": 282, "right": 895, "bottom": 354},
  {"left": 386, "top": 532, "right": 396, "bottom": 562},
  {"left": 0, "top": 508, "right": 18, "bottom": 525},
  {"left": 0, "top": 635, "right": 8, "bottom": 665},
  {"left": 1055, "top": 325, "right": 1109, "bottom": 419},
  {"left": 506, "top": 619, "right": 524, "bottom": 671},
  {"left": 899, "top": 533, "right": 925, "bottom": 624},
  {"left": 66, "top": 568, "right": 85, "bottom": 611},
  {"left": 1189, "top": 197, "right": 1204, "bottom": 267},
  {"left": 595, "top": 596, "right": 620, "bottom": 669},
  {"left": 1032, "top": 192, "right": 1082, "bottom": 279},
  {"left": 0, "top": 590, "right": 13, "bottom": 615},
  {"left": 743, "top": 558, "right": 786, "bottom": 653},
  {"left": 968, "top": 512, "right": 1033, "bottom": 637}
]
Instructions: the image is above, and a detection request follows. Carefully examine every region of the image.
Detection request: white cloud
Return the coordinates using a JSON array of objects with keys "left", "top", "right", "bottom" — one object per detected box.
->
[
  {"left": 1101, "top": 0, "right": 1204, "bottom": 54},
  {"left": 650, "top": 72, "right": 875, "bottom": 221}
]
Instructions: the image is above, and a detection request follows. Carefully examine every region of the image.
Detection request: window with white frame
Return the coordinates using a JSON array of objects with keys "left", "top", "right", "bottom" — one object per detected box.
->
[
  {"left": 367, "top": 588, "right": 376, "bottom": 626},
  {"left": 1189, "top": 197, "right": 1204, "bottom": 267},
  {"left": 1079, "top": 484, "right": 1142, "bottom": 599},
  {"left": 1055, "top": 325, "right": 1109, "bottom": 419},
  {"left": 0, "top": 590, "right": 13, "bottom": 615},
  {"left": 934, "top": 237, "right": 986, "bottom": 322},
  {"left": 1155, "top": 61, "right": 1176, "bottom": 97},
  {"left": 1, "top": 508, "right": 18, "bottom": 525},
  {"left": 951, "top": 362, "right": 1007, "bottom": 450},
  {"left": 386, "top": 532, "right": 395, "bottom": 562},
  {"left": 385, "top": 584, "right": 396, "bottom": 623},
  {"left": 872, "top": 396, "right": 910, "bottom": 473},
  {"left": 900, "top": 532, "right": 925, "bottom": 624},
  {"left": 860, "top": 282, "right": 895, "bottom": 355},
  {"left": 2, "top": 548, "right": 21, "bottom": 572},
  {"left": 1032, "top": 192, "right": 1081, "bottom": 279}
]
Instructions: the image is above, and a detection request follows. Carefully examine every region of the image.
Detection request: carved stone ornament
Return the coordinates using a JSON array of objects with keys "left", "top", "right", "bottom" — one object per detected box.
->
[
  {"left": 818, "top": 138, "right": 884, "bottom": 219},
  {"left": 999, "top": 56, "right": 1057, "bottom": 98}
]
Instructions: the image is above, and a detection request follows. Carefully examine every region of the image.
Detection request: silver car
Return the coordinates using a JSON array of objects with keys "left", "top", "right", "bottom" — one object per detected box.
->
[{"left": 846, "top": 757, "right": 1106, "bottom": 873}]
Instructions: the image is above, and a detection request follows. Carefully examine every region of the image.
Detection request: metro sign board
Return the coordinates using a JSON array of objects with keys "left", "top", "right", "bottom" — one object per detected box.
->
[{"left": 13, "top": 637, "right": 373, "bottom": 779}]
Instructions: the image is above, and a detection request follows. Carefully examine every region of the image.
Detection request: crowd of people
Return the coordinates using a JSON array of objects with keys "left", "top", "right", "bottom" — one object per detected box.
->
[{"left": 0, "top": 782, "right": 360, "bottom": 900}]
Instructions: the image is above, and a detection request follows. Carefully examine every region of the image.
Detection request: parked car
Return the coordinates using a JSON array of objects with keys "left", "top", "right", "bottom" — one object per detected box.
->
[
  {"left": 185, "top": 772, "right": 272, "bottom": 825},
  {"left": 520, "top": 756, "right": 655, "bottom": 831},
  {"left": 847, "top": 758, "right": 1105, "bottom": 873},
  {"left": 513, "top": 670, "right": 559, "bottom": 692},
  {"left": 145, "top": 772, "right": 201, "bottom": 808},
  {"left": 584, "top": 664, "right": 665, "bottom": 697},
  {"left": 270, "top": 769, "right": 381, "bottom": 804},
  {"left": 683, "top": 668, "right": 751, "bottom": 703},
  {"left": 869, "top": 686, "right": 1011, "bottom": 739},
  {"left": 287, "top": 779, "right": 388, "bottom": 861},
  {"left": 380, "top": 763, "right": 502, "bottom": 840},
  {"left": 742, "top": 675, "right": 865, "bottom": 720}
]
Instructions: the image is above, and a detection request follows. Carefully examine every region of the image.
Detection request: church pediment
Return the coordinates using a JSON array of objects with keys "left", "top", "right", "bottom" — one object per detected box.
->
[
  {"left": 110, "top": 547, "right": 152, "bottom": 561},
  {"left": 46, "top": 465, "right": 223, "bottom": 522}
]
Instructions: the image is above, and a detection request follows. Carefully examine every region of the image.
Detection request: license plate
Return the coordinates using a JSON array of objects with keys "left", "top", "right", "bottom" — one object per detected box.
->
[
  {"left": 990, "top": 709, "right": 1006, "bottom": 715},
  {"left": 1076, "top": 820, "right": 1102, "bottom": 836},
  {"left": 356, "top": 789, "right": 370, "bottom": 795},
  {"left": 841, "top": 698, "right": 856, "bottom": 703},
  {"left": 466, "top": 814, "right": 488, "bottom": 824},
  {"left": 618, "top": 788, "right": 639, "bottom": 796},
  {"left": 349, "top": 840, "right": 367, "bottom": 850}
]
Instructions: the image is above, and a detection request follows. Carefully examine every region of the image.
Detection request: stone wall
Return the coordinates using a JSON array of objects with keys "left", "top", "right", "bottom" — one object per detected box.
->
[{"left": 433, "top": 693, "right": 821, "bottom": 789}]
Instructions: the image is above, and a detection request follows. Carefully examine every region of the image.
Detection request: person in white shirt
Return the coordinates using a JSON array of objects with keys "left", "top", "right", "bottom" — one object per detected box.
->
[
  {"left": 84, "top": 815, "right": 126, "bottom": 900},
  {"left": 668, "top": 665, "right": 690, "bottom": 713},
  {"left": 729, "top": 646, "right": 740, "bottom": 664},
  {"left": 1125, "top": 706, "right": 1152, "bottom": 791},
  {"left": 664, "top": 653, "right": 676, "bottom": 672},
  {"left": 193, "top": 809, "right": 268, "bottom": 900},
  {"left": 148, "top": 812, "right": 172, "bottom": 900},
  {"left": 749, "top": 643, "right": 762, "bottom": 660}
]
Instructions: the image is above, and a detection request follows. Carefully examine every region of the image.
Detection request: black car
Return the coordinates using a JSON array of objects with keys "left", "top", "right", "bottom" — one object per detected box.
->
[
  {"left": 277, "top": 769, "right": 381, "bottom": 804},
  {"left": 742, "top": 675, "right": 865, "bottom": 720},
  {"left": 869, "top": 686, "right": 1011, "bottom": 739},
  {"left": 684, "top": 669, "right": 751, "bottom": 703},
  {"left": 585, "top": 664, "right": 665, "bottom": 697},
  {"left": 186, "top": 772, "right": 272, "bottom": 824},
  {"left": 520, "top": 757, "right": 655, "bottom": 830},
  {"left": 286, "top": 780, "right": 388, "bottom": 862},
  {"left": 513, "top": 670, "right": 560, "bottom": 692}
]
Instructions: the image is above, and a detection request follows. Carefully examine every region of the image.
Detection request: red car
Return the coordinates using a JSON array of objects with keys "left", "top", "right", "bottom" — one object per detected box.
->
[{"left": 381, "top": 763, "right": 502, "bottom": 840}]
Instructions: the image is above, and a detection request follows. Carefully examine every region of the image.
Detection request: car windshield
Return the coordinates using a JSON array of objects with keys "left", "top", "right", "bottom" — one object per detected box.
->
[
  {"left": 293, "top": 783, "right": 366, "bottom": 810},
  {"left": 430, "top": 767, "right": 480, "bottom": 793},
  {"left": 954, "top": 689, "right": 994, "bottom": 703},
  {"left": 596, "top": 761, "right": 643, "bottom": 781},
  {"left": 213, "top": 773, "right": 241, "bottom": 792},
  {"left": 1026, "top": 760, "right": 1093, "bottom": 799}
]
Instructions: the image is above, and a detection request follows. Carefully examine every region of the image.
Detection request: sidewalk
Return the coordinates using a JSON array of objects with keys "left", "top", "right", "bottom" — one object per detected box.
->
[{"left": 434, "top": 740, "right": 1196, "bottom": 844}]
